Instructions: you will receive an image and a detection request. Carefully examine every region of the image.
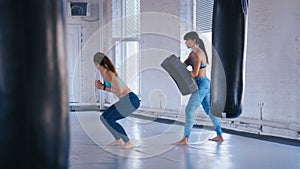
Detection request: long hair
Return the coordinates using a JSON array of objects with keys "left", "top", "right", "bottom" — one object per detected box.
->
[
  {"left": 93, "top": 52, "right": 118, "bottom": 76},
  {"left": 184, "top": 31, "right": 209, "bottom": 64}
]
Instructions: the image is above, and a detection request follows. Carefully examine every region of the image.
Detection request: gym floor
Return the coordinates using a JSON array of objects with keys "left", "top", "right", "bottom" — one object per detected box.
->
[{"left": 69, "top": 111, "right": 300, "bottom": 169}]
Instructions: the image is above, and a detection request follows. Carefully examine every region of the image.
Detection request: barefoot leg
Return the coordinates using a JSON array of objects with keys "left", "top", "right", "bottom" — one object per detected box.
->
[
  {"left": 174, "top": 137, "right": 189, "bottom": 145},
  {"left": 208, "top": 135, "right": 224, "bottom": 142},
  {"left": 107, "top": 139, "right": 124, "bottom": 146},
  {"left": 122, "top": 141, "right": 133, "bottom": 149}
]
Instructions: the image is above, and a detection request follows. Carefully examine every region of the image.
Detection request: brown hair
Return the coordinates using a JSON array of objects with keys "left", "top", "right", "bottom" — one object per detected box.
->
[
  {"left": 184, "top": 31, "right": 209, "bottom": 64},
  {"left": 93, "top": 52, "right": 118, "bottom": 76}
]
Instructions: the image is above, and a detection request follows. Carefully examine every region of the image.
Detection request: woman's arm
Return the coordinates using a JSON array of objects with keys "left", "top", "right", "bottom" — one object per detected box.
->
[
  {"left": 190, "top": 55, "right": 200, "bottom": 77},
  {"left": 190, "top": 50, "right": 204, "bottom": 77},
  {"left": 183, "top": 56, "right": 191, "bottom": 67}
]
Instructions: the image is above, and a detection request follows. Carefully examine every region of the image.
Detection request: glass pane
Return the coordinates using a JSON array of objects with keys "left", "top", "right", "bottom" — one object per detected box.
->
[
  {"left": 125, "top": 41, "right": 139, "bottom": 93},
  {"left": 112, "top": 0, "right": 140, "bottom": 38},
  {"left": 125, "top": 0, "right": 140, "bottom": 38},
  {"left": 196, "top": 0, "right": 213, "bottom": 33},
  {"left": 112, "top": 0, "right": 122, "bottom": 38},
  {"left": 115, "top": 41, "right": 140, "bottom": 94}
]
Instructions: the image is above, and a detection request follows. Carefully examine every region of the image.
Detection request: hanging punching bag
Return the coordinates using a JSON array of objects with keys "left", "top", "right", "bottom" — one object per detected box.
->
[
  {"left": 0, "top": 1, "right": 69, "bottom": 169},
  {"left": 211, "top": 0, "right": 248, "bottom": 118}
]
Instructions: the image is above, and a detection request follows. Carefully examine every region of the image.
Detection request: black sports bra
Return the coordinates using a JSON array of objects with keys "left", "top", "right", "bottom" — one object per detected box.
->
[{"left": 190, "top": 57, "right": 207, "bottom": 69}]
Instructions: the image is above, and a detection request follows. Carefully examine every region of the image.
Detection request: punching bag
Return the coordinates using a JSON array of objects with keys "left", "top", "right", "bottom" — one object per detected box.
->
[
  {"left": 0, "top": 1, "right": 69, "bottom": 169},
  {"left": 211, "top": 0, "right": 248, "bottom": 118}
]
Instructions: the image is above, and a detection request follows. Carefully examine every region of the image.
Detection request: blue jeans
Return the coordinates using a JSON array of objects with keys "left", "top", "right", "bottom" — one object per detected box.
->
[
  {"left": 100, "top": 92, "right": 140, "bottom": 142},
  {"left": 184, "top": 77, "right": 222, "bottom": 138}
]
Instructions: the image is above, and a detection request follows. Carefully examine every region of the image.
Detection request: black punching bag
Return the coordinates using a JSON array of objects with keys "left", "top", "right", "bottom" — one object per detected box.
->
[
  {"left": 211, "top": 0, "right": 248, "bottom": 118},
  {"left": 0, "top": 1, "right": 69, "bottom": 169}
]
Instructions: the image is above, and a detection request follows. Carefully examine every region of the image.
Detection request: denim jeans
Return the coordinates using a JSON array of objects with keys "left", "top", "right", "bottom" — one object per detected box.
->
[
  {"left": 100, "top": 92, "right": 140, "bottom": 142},
  {"left": 184, "top": 77, "right": 222, "bottom": 138}
]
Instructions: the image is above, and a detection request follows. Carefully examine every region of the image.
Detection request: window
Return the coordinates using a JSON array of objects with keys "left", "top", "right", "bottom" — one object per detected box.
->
[
  {"left": 112, "top": 0, "right": 141, "bottom": 94},
  {"left": 195, "top": 0, "right": 214, "bottom": 33},
  {"left": 112, "top": 0, "right": 140, "bottom": 38},
  {"left": 115, "top": 41, "right": 140, "bottom": 94}
]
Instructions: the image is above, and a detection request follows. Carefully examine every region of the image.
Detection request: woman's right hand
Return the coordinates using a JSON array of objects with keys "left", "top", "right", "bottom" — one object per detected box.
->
[{"left": 95, "top": 80, "right": 104, "bottom": 90}]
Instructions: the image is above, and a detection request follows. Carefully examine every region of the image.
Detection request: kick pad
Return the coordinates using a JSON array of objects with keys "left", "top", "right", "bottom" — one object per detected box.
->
[{"left": 161, "top": 54, "right": 198, "bottom": 95}]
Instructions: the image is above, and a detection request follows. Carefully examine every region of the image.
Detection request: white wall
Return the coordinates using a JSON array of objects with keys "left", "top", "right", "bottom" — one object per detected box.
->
[{"left": 239, "top": 0, "right": 300, "bottom": 138}]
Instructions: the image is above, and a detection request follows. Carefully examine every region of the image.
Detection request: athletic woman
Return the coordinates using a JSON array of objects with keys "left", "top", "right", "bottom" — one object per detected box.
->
[
  {"left": 94, "top": 52, "right": 140, "bottom": 149},
  {"left": 176, "top": 32, "right": 224, "bottom": 144}
]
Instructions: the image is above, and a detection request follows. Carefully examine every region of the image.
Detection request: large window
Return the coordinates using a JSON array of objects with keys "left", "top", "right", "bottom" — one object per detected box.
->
[{"left": 112, "top": 0, "right": 141, "bottom": 94}]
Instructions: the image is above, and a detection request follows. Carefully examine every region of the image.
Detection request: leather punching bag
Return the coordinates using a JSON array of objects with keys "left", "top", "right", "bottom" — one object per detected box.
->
[
  {"left": 0, "top": 1, "right": 69, "bottom": 169},
  {"left": 211, "top": 0, "right": 248, "bottom": 118}
]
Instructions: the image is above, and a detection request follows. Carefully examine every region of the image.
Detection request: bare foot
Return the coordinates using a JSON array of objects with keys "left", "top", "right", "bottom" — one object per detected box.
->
[
  {"left": 107, "top": 139, "right": 124, "bottom": 146},
  {"left": 174, "top": 137, "right": 189, "bottom": 145},
  {"left": 208, "top": 135, "right": 224, "bottom": 142},
  {"left": 122, "top": 141, "right": 133, "bottom": 149}
]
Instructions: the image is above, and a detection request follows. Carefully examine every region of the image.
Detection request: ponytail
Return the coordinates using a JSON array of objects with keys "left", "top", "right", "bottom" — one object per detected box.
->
[{"left": 197, "top": 38, "right": 209, "bottom": 64}]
